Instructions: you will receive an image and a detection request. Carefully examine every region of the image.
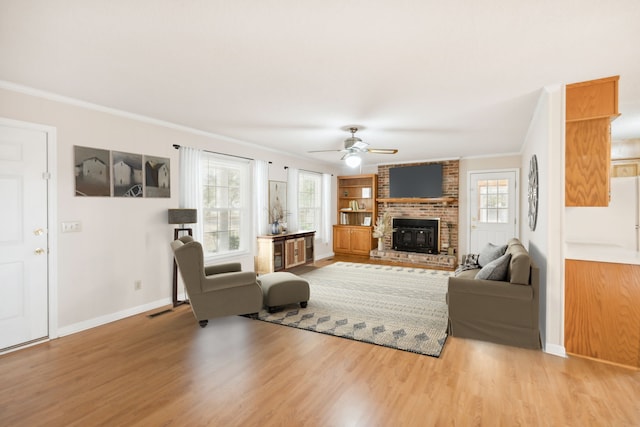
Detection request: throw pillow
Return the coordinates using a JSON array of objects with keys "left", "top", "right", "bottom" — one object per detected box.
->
[
  {"left": 454, "top": 253, "right": 481, "bottom": 276},
  {"left": 466, "top": 253, "right": 480, "bottom": 265},
  {"left": 478, "top": 243, "right": 507, "bottom": 267},
  {"left": 475, "top": 252, "right": 511, "bottom": 281}
]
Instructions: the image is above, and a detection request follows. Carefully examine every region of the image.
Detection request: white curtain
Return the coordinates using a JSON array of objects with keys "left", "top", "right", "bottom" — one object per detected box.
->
[
  {"left": 253, "top": 160, "right": 269, "bottom": 241},
  {"left": 179, "top": 146, "right": 203, "bottom": 242},
  {"left": 321, "top": 173, "right": 332, "bottom": 243},
  {"left": 287, "top": 167, "right": 299, "bottom": 232}
]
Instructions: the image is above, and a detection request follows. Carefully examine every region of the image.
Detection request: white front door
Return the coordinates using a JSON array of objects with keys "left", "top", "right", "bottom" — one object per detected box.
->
[
  {"left": 469, "top": 170, "right": 518, "bottom": 253},
  {"left": 0, "top": 123, "right": 49, "bottom": 351}
]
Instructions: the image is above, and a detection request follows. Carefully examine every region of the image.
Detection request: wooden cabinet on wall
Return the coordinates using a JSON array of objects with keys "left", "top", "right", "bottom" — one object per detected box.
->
[
  {"left": 565, "top": 75, "right": 619, "bottom": 207},
  {"left": 334, "top": 174, "right": 377, "bottom": 256},
  {"left": 256, "top": 231, "right": 315, "bottom": 274},
  {"left": 565, "top": 259, "right": 640, "bottom": 369}
]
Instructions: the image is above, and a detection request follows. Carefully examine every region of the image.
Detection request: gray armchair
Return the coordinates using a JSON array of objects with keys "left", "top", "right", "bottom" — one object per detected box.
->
[{"left": 170, "top": 236, "right": 263, "bottom": 327}]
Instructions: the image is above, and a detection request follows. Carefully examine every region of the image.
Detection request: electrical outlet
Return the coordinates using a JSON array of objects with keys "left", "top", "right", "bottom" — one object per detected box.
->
[
  {"left": 134, "top": 280, "right": 142, "bottom": 291},
  {"left": 61, "top": 221, "right": 82, "bottom": 233}
]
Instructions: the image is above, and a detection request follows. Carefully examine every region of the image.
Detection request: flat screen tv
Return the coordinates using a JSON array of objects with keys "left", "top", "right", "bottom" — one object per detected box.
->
[{"left": 389, "top": 164, "right": 443, "bottom": 198}]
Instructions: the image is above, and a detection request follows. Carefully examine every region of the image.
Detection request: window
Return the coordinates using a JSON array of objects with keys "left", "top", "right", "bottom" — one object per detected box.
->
[
  {"left": 201, "top": 153, "right": 251, "bottom": 256},
  {"left": 298, "top": 171, "right": 322, "bottom": 232},
  {"left": 477, "top": 179, "right": 509, "bottom": 223}
]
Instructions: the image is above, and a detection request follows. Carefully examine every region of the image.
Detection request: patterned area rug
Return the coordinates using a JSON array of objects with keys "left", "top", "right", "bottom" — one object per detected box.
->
[{"left": 256, "top": 262, "right": 453, "bottom": 358}]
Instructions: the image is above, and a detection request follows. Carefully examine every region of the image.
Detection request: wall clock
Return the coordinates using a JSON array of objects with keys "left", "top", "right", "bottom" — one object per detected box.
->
[{"left": 528, "top": 154, "right": 539, "bottom": 231}]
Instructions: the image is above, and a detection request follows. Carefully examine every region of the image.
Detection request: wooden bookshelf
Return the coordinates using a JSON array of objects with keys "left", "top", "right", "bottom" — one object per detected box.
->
[{"left": 334, "top": 174, "right": 377, "bottom": 256}]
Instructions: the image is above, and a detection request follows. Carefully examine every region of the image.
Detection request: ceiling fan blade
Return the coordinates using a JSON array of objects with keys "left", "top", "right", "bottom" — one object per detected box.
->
[
  {"left": 307, "top": 149, "right": 346, "bottom": 153},
  {"left": 366, "top": 148, "right": 398, "bottom": 154}
]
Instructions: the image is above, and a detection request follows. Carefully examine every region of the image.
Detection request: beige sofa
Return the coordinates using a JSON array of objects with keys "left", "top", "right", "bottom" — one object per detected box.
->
[{"left": 447, "top": 238, "right": 541, "bottom": 349}]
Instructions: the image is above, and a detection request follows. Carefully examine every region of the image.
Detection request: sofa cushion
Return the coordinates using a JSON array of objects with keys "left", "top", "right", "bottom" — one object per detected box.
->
[
  {"left": 508, "top": 243, "right": 531, "bottom": 285},
  {"left": 475, "top": 252, "right": 511, "bottom": 281},
  {"left": 478, "top": 243, "right": 507, "bottom": 267}
]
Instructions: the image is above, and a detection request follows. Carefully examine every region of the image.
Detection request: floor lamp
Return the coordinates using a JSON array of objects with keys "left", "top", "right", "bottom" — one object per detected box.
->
[{"left": 168, "top": 208, "right": 197, "bottom": 307}]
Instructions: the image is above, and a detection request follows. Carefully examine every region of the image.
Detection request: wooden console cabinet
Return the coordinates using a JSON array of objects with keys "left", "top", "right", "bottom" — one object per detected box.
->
[
  {"left": 256, "top": 231, "right": 315, "bottom": 274},
  {"left": 334, "top": 174, "right": 377, "bottom": 256}
]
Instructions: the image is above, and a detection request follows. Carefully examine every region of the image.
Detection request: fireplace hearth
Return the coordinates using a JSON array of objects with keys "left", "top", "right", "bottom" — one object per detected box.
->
[{"left": 393, "top": 218, "right": 440, "bottom": 254}]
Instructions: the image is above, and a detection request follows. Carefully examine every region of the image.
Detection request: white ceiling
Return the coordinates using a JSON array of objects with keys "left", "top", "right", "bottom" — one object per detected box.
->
[{"left": 1, "top": 1, "right": 639, "bottom": 168}]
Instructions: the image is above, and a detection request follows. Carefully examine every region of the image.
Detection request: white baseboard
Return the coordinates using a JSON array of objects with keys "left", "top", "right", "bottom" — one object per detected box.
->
[
  {"left": 544, "top": 343, "right": 567, "bottom": 358},
  {"left": 56, "top": 298, "right": 172, "bottom": 337}
]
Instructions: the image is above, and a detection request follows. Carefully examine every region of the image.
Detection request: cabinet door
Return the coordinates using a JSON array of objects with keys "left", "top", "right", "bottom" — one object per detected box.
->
[
  {"left": 273, "top": 240, "right": 285, "bottom": 271},
  {"left": 350, "top": 227, "right": 372, "bottom": 255},
  {"left": 333, "top": 226, "right": 352, "bottom": 254},
  {"left": 565, "top": 118, "right": 611, "bottom": 207},
  {"left": 284, "top": 237, "right": 305, "bottom": 268},
  {"left": 565, "top": 260, "right": 640, "bottom": 368},
  {"left": 304, "top": 235, "right": 314, "bottom": 263},
  {"left": 295, "top": 238, "right": 305, "bottom": 265}
]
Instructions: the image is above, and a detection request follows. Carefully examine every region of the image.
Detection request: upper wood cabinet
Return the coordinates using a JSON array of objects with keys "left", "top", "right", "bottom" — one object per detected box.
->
[
  {"left": 565, "top": 76, "right": 619, "bottom": 207},
  {"left": 566, "top": 76, "right": 619, "bottom": 121}
]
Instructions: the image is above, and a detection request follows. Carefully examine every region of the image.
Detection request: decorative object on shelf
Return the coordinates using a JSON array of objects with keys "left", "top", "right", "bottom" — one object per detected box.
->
[
  {"left": 168, "top": 208, "right": 197, "bottom": 307},
  {"left": 445, "top": 221, "right": 455, "bottom": 255},
  {"left": 528, "top": 154, "right": 539, "bottom": 231},
  {"left": 373, "top": 212, "right": 393, "bottom": 250},
  {"left": 271, "top": 220, "right": 280, "bottom": 235}
]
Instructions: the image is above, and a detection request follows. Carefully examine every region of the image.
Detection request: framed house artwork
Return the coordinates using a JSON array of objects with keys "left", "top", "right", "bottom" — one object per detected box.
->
[
  {"left": 75, "top": 145, "right": 111, "bottom": 197},
  {"left": 144, "top": 155, "right": 171, "bottom": 198},
  {"left": 112, "top": 151, "right": 143, "bottom": 197}
]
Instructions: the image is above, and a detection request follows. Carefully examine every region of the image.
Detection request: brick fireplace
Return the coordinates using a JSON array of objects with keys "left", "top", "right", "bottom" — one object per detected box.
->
[{"left": 371, "top": 160, "right": 459, "bottom": 269}]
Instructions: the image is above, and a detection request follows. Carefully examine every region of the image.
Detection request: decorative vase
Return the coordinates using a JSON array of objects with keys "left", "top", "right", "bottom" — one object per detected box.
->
[
  {"left": 271, "top": 221, "right": 279, "bottom": 234},
  {"left": 378, "top": 238, "right": 384, "bottom": 251}
]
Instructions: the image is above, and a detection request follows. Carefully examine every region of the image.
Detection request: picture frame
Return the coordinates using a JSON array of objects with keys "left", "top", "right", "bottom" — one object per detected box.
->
[
  {"left": 363, "top": 216, "right": 372, "bottom": 226},
  {"left": 75, "top": 145, "right": 111, "bottom": 197},
  {"left": 362, "top": 187, "right": 371, "bottom": 198},
  {"left": 269, "top": 180, "right": 287, "bottom": 223}
]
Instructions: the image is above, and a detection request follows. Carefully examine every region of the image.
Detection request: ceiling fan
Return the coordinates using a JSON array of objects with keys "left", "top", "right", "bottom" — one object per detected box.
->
[{"left": 308, "top": 127, "right": 398, "bottom": 167}]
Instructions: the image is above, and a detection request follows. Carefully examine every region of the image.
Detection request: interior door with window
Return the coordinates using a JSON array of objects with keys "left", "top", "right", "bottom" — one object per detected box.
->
[
  {"left": 469, "top": 171, "right": 518, "bottom": 254},
  {"left": 0, "top": 122, "right": 49, "bottom": 351}
]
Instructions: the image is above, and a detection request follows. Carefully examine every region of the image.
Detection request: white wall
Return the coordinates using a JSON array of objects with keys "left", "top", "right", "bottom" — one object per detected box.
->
[
  {"left": 519, "top": 85, "right": 565, "bottom": 356},
  {"left": 0, "top": 86, "right": 340, "bottom": 335}
]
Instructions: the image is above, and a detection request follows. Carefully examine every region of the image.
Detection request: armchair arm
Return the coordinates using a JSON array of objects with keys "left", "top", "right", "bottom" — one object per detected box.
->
[
  {"left": 204, "top": 262, "right": 242, "bottom": 276},
  {"left": 448, "top": 276, "right": 532, "bottom": 301},
  {"left": 201, "top": 271, "right": 258, "bottom": 293}
]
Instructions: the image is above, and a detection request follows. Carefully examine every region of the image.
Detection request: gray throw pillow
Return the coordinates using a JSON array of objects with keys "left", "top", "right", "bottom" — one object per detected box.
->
[
  {"left": 475, "top": 252, "right": 511, "bottom": 281},
  {"left": 478, "top": 243, "right": 507, "bottom": 267}
]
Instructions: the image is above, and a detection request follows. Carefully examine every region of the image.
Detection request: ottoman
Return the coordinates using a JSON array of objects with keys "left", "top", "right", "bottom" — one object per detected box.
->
[{"left": 259, "top": 272, "right": 310, "bottom": 313}]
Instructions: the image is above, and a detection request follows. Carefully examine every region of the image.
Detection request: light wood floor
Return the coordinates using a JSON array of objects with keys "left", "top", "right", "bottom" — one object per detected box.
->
[{"left": 2, "top": 259, "right": 639, "bottom": 426}]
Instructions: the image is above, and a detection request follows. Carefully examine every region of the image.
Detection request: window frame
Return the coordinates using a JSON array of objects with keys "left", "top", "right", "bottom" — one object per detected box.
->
[
  {"left": 200, "top": 152, "right": 252, "bottom": 260},
  {"left": 297, "top": 170, "right": 322, "bottom": 234}
]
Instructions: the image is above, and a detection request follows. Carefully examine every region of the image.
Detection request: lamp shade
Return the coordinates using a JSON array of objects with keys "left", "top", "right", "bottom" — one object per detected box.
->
[
  {"left": 168, "top": 208, "right": 197, "bottom": 225},
  {"left": 345, "top": 153, "right": 362, "bottom": 168}
]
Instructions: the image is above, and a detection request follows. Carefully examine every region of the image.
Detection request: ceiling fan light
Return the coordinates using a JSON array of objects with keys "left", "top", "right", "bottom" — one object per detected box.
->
[{"left": 345, "top": 153, "right": 361, "bottom": 168}]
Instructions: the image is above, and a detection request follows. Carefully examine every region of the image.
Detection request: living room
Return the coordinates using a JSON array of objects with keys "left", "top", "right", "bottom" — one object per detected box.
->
[{"left": 1, "top": 1, "right": 640, "bottom": 425}]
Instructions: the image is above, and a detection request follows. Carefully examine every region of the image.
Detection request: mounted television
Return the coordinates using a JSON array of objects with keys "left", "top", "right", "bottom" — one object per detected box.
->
[{"left": 389, "top": 164, "right": 443, "bottom": 198}]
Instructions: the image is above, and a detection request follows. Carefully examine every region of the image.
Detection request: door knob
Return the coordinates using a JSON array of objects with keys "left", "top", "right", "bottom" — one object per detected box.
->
[
  {"left": 34, "top": 228, "right": 45, "bottom": 236},
  {"left": 34, "top": 248, "right": 46, "bottom": 255}
]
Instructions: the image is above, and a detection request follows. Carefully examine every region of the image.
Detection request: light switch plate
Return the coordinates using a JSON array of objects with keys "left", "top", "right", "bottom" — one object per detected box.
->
[{"left": 61, "top": 221, "right": 82, "bottom": 233}]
